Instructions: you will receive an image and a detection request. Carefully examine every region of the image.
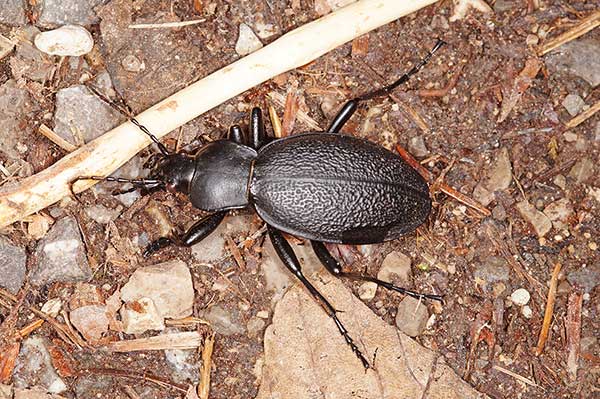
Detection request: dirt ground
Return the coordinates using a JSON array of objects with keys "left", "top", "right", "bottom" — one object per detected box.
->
[{"left": 0, "top": 1, "right": 599, "bottom": 398}]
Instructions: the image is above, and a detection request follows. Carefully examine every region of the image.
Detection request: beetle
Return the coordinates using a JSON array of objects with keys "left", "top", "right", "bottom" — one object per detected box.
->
[{"left": 75, "top": 39, "right": 445, "bottom": 368}]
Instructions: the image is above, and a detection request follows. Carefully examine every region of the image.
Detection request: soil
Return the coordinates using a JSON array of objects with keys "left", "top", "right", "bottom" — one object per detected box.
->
[{"left": 0, "top": 1, "right": 598, "bottom": 399}]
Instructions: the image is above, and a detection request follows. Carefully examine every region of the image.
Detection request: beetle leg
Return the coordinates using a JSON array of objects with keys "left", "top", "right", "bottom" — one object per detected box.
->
[
  {"left": 327, "top": 38, "right": 446, "bottom": 133},
  {"left": 143, "top": 211, "right": 227, "bottom": 256},
  {"left": 250, "top": 107, "right": 268, "bottom": 150},
  {"left": 311, "top": 241, "right": 443, "bottom": 303},
  {"left": 268, "top": 226, "right": 370, "bottom": 369},
  {"left": 228, "top": 124, "right": 246, "bottom": 145}
]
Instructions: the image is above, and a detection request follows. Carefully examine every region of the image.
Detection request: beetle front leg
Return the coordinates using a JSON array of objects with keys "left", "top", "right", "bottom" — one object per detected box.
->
[
  {"left": 267, "top": 226, "right": 370, "bottom": 369},
  {"left": 311, "top": 241, "right": 443, "bottom": 303},
  {"left": 228, "top": 124, "right": 246, "bottom": 145},
  {"left": 144, "top": 211, "right": 227, "bottom": 256}
]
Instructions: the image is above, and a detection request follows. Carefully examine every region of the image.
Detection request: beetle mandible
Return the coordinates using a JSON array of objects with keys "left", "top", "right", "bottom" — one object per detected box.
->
[{"left": 75, "top": 39, "right": 446, "bottom": 368}]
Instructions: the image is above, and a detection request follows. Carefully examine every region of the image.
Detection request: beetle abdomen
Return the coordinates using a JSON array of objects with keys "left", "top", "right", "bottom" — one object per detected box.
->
[{"left": 250, "top": 133, "right": 431, "bottom": 244}]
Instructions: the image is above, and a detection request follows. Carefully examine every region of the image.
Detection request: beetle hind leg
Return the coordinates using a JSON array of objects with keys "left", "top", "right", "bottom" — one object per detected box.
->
[
  {"left": 311, "top": 241, "right": 443, "bottom": 303},
  {"left": 327, "top": 38, "right": 445, "bottom": 133},
  {"left": 268, "top": 225, "right": 371, "bottom": 369}
]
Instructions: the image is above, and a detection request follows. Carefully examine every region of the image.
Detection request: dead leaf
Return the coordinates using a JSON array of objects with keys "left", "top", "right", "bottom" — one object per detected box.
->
[{"left": 257, "top": 273, "right": 488, "bottom": 399}]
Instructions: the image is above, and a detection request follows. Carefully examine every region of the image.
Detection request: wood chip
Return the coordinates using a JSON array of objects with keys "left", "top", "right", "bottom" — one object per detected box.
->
[
  {"left": 38, "top": 124, "right": 78, "bottom": 152},
  {"left": 535, "top": 262, "right": 562, "bottom": 356},
  {"left": 566, "top": 291, "right": 583, "bottom": 381},
  {"left": 537, "top": 10, "right": 600, "bottom": 56},
  {"left": 197, "top": 332, "right": 215, "bottom": 399},
  {"left": 565, "top": 98, "right": 600, "bottom": 129},
  {"left": 105, "top": 331, "right": 203, "bottom": 352}
]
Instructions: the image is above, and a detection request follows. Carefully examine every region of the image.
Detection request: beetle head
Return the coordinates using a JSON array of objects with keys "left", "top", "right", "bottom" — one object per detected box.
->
[{"left": 150, "top": 153, "right": 195, "bottom": 195}]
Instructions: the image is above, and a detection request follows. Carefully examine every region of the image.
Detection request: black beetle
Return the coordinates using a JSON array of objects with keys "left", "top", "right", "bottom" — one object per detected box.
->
[{"left": 75, "top": 39, "right": 445, "bottom": 368}]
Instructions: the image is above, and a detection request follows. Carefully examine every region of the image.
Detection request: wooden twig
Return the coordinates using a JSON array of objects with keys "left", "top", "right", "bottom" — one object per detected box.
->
[
  {"left": 537, "top": 10, "right": 600, "bottom": 56},
  {"left": 268, "top": 103, "right": 283, "bottom": 138},
  {"left": 396, "top": 144, "right": 491, "bottom": 217},
  {"left": 565, "top": 98, "right": 600, "bottom": 129},
  {"left": 267, "top": 91, "right": 320, "bottom": 130},
  {"left": 197, "top": 332, "right": 216, "bottom": 399},
  {"left": 38, "top": 124, "right": 78, "bottom": 152},
  {"left": 535, "top": 262, "right": 562, "bottom": 356},
  {"left": 128, "top": 19, "right": 206, "bottom": 29},
  {"left": 492, "top": 365, "right": 540, "bottom": 388},
  {"left": 565, "top": 291, "right": 583, "bottom": 381},
  {"left": 105, "top": 331, "right": 203, "bottom": 352},
  {"left": 0, "top": 0, "right": 439, "bottom": 228}
]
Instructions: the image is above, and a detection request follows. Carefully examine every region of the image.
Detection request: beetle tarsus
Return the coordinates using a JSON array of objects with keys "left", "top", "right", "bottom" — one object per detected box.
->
[
  {"left": 311, "top": 240, "right": 443, "bottom": 303},
  {"left": 143, "top": 236, "right": 175, "bottom": 257},
  {"left": 268, "top": 226, "right": 371, "bottom": 369}
]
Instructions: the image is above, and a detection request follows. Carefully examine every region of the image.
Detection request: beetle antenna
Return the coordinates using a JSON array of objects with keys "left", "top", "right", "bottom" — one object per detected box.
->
[
  {"left": 130, "top": 118, "right": 171, "bottom": 156},
  {"left": 357, "top": 38, "right": 446, "bottom": 101},
  {"left": 84, "top": 83, "right": 171, "bottom": 156}
]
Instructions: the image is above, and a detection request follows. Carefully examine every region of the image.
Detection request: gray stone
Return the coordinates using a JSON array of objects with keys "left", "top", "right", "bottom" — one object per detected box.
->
[
  {"left": 38, "top": 0, "right": 103, "bottom": 27},
  {"left": 569, "top": 158, "right": 594, "bottom": 184},
  {"left": 9, "top": 27, "right": 54, "bottom": 83},
  {"left": 13, "top": 337, "right": 67, "bottom": 394},
  {"left": 0, "top": 0, "right": 26, "bottom": 25},
  {"left": 54, "top": 85, "right": 125, "bottom": 146},
  {"left": 562, "top": 94, "right": 586, "bottom": 116},
  {"left": 121, "top": 260, "right": 194, "bottom": 319},
  {"left": 567, "top": 265, "right": 599, "bottom": 293},
  {"left": 493, "top": 0, "right": 515, "bottom": 12},
  {"left": 84, "top": 204, "right": 122, "bottom": 224},
  {"left": 0, "top": 80, "right": 33, "bottom": 159},
  {"left": 395, "top": 296, "right": 429, "bottom": 337},
  {"left": 235, "top": 23, "right": 263, "bottom": 56},
  {"left": 31, "top": 216, "right": 91, "bottom": 286},
  {"left": 0, "top": 34, "right": 15, "bottom": 61},
  {"left": 247, "top": 316, "right": 266, "bottom": 339},
  {"left": 408, "top": 136, "right": 429, "bottom": 157},
  {"left": 120, "top": 297, "right": 164, "bottom": 334},
  {"left": 202, "top": 305, "right": 245, "bottom": 336},
  {"left": 543, "top": 198, "right": 573, "bottom": 226},
  {"left": 0, "top": 236, "right": 27, "bottom": 294},
  {"left": 516, "top": 200, "right": 552, "bottom": 238},
  {"left": 377, "top": 251, "right": 411, "bottom": 285},
  {"left": 484, "top": 147, "right": 512, "bottom": 192},
  {"left": 546, "top": 39, "right": 600, "bottom": 87},
  {"left": 69, "top": 304, "right": 109, "bottom": 341},
  {"left": 474, "top": 256, "right": 510, "bottom": 288},
  {"left": 165, "top": 347, "right": 199, "bottom": 384}
]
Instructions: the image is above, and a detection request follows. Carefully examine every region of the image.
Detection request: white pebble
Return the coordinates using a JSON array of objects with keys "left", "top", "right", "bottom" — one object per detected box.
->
[
  {"left": 34, "top": 25, "right": 94, "bottom": 56},
  {"left": 521, "top": 305, "right": 533, "bottom": 319},
  {"left": 510, "top": 288, "right": 531, "bottom": 306},
  {"left": 235, "top": 23, "right": 263, "bottom": 56}
]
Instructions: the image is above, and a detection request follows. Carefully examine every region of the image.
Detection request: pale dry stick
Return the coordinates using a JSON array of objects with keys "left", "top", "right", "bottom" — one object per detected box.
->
[
  {"left": 129, "top": 19, "right": 206, "bottom": 29},
  {"left": 535, "top": 262, "right": 562, "bottom": 356},
  {"left": 197, "top": 332, "right": 216, "bottom": 399},
  {"left": 492, "top": 365, "right": 540, "bottom": 388},
  {"left": 565, "top": 291, "right": 583, "bottom": 381},
  {"left": 105, "top": 331, "right": 203, "bottom": 352},
  {"left": 267, "top": 91, "right": 321, "bottom": 130},
  {"left": 0, "top": 0, "right": 439, "bottom": 228},
  {"left": 565, "top": 98, "right": 600, "bottom": 129},
  {"left": 38, "top": 124, "right": 78, "bottom": 152},
  {"left": 537, "top": 10, "right": 600, "bottom": 56}
]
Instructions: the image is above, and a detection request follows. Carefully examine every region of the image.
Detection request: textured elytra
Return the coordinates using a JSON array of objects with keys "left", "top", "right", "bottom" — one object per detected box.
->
[{"left": 250, "top": 133, "right": 431, "bottom": 244}]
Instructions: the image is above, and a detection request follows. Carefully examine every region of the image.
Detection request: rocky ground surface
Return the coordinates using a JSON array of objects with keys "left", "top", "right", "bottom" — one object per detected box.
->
[{"left": 0, "top": 0, "right": 598, "bottom": 398}]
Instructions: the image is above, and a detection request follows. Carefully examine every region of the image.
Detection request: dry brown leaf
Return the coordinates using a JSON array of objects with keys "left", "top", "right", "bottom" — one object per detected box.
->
[{"left": 257, "top": 273, "right": 488, "bottom": 399}]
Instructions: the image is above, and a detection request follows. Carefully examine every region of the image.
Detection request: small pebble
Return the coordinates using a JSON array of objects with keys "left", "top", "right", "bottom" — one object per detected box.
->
[
  {"left": 510, "top": 288, "right": 530, "bottom": 306},
  {"left": 562, "top": 94, "right": 585, "bottom": 117},
  {"left": 256, "top": 310, "right": 269, "bottom": 319},
  {"left": 122, "top": 54, "right": 145, "bottom": 73},
  {"left": 34, "top": 25, "right": 93, "bottom": 56},
  {"left": 358, "top": 282, "right": 377, "bottom": 301},
  {"left": 235, "top": 23, "right": 263, "bottom": 56},
  {"left": 521, "top": 305, "right": 533, "bottom": 319}
]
